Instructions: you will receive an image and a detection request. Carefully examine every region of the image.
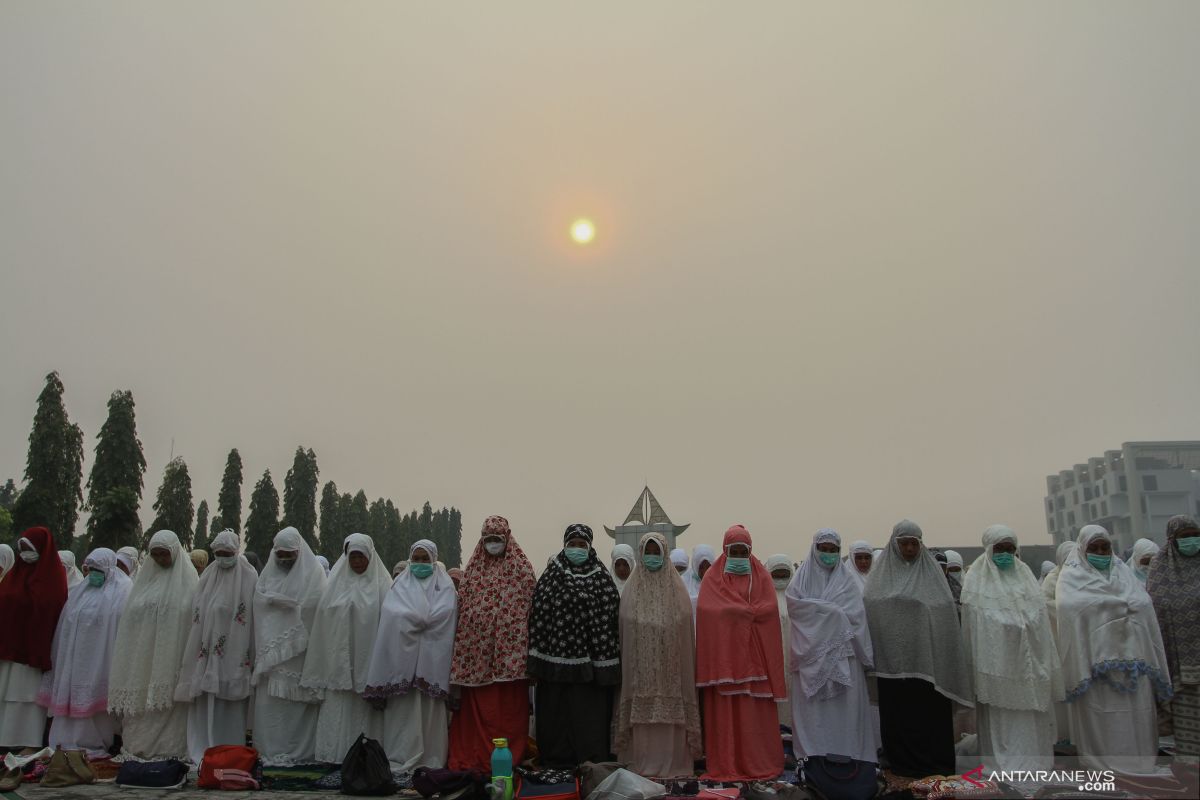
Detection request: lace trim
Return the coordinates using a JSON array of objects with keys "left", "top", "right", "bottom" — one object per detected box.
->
[
  {"left": 362, "top": 675, "right": 450, "bottom": 702},
  {"left": 253, "top": 625, "right": 308, "bottom": 680},
  {"left": 527, "top": 649, "right": 619, "bottom": 667},
  {"left": 108, "top": 682, "right": 179, "bottom": 717},
  {"left": 696, "top": 675, "right": 768, "bottom": 688},
  {"left": 1065, "top": 659, "right": 1174, "bottom": 703}
]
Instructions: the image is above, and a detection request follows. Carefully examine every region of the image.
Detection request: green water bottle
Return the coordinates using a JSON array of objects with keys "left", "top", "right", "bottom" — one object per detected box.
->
[{"left": 491, "top": 738, "right": 514, "bottom": 800}]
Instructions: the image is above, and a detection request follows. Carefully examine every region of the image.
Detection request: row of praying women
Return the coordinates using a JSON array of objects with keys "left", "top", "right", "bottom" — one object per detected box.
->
[{"left": 2, "top": 513, "right": 1197, "bottom": 781}]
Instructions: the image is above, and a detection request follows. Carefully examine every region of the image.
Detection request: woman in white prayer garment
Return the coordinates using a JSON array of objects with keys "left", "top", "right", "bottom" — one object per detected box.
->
[
  {"left": 108, "top": 530, "right": 199, "bottom": 759},
  {"left": 301, "top": 533, "right": 392, "bottom": 763},
  {"left": 766, "top": 553, "right": 795, "bottom": 730},
  {"left": 59, "top": 550, "right": 84, "bottom": 588},
  {"left": 251, "top": 527, "right": 327, "bottom": 765},
  {"left": 364, "top": 539, "right": 457, "bottom": 771},
  {"left": 960, "top": 525, "right": 1062, "bottom": 773},
  {"left": 611, "top": 544, "right": 636, "bottom": 595},
  {"left": 39, "top": 548, "right": 133, "bottom": 755},
  {"left": 1127, "top": 538, "right": 1160, "bottom": 584},
  {"left": 175, "top": 529, "right": 257, "bottom": 764}
]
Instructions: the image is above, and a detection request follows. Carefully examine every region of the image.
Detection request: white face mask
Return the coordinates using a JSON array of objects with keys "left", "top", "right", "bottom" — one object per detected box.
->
[
  {"left": 773, "top": 577, "right": 790, "bottom": 591},
  {"left": 484, "top": 541, "right": 506, "bottom": 556},
  {"left": 20, "top": 550, "right": 39, "bottom": 564},
  {"left": 215, "top": 554, "right": 238, "bottom": 569}
]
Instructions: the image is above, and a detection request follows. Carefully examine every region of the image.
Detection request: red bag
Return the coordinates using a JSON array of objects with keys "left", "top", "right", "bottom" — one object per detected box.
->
[{"left": 197, "top": 745, "right": 259, "bottom": 790}]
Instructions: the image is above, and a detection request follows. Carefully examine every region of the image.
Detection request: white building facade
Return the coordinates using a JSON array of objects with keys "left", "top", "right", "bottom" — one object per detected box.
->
[{"left": 1045, "top": 441, "right": 1200, "bottom": 552}]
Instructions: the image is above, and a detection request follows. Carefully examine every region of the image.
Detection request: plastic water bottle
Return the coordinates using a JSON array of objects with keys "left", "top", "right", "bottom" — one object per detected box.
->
[{"left": 491, "top": 738, "right": 513, "bottom": 800}]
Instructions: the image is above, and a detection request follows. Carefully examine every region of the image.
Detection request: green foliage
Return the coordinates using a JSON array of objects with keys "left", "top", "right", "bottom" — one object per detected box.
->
[
  {"left": 0, "top": 506, "right": 12, "bottom": 546},
  {"left": 145, "top": 457, "right": 194, "bottom": 548},
  {"left": 194, "top": 500, "right": 210, "bottom": 551},
  {"left": 0, "top": 479, "right": 18, "bottom": 510},
  {"left": 11, "top": 372, "right": 84, "bottom": 546},
  {"left": 317, "top": 481, "right": 341, "bottom": 560},
  {"left": 281, "top": 447, "right": 319, "bottom": 550},
  {"left": 85, "top": 390, "right": 146, "bottom": 550},
  {"left": 217, "top": 449, "right": 243, "bottom": 534},
  {"left": 245, "top": 469, "right": 280, "bottom": 561}
]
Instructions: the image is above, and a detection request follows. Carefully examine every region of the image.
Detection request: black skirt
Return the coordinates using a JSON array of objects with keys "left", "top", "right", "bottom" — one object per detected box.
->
[
  {"left": 535, "top": 680, "right": 615, "bottom": 768},
  {"left": 877, "top": 676, "right": 955, "bottom": 778}
]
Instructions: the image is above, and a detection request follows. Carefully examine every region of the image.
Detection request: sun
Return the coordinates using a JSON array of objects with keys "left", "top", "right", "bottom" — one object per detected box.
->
[{"left": 570, "top": 218, "right": 596, "bottom": 245}]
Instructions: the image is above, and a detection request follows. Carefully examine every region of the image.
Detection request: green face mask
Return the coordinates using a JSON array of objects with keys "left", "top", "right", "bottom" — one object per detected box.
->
[
  {"left": 817, "top": 552, "right": 839, "bottom": 567},
  {"left": 409, "top": 563, "right": 433, "bottom": 579},
  {"left": 992, "top": 552, "right": 1015, "bottom": 570},
  {"left": 564, "top": 547, "right": 589, "bottom": 566},
  {"left": 725, "top": 557, "right": 751, "bottom": 575},
  {"left": 642, "top": 554, "right": 664, "bottom": 571},
  {"left": 87, "top": 571, "right": 105, "bottom": 587},
  {"left": 1086, "top": 554, "right": 1112, "bottom": 571},
  {"left": 1177, "top": 536, "right": 1200, "bottom": 557}
]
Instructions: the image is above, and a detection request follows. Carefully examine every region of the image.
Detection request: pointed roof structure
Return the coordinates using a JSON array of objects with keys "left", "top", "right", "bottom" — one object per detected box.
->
[{"left": 605, "top": 486, "right": 689, "bottom": 551}]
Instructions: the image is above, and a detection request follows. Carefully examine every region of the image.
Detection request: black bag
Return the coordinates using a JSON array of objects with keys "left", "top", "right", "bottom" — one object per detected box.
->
[
  {"left": 413, "top": 767, "right": 487, "bottom": 800},
  {"left": 802, "top": 755, "right": 879, "bottom": 800},
  {"left": 341, "top": 734, "right": 396, "bottom": 796},
  {"left": 115, "top": 758, "right": 189, "bottom": 788}
]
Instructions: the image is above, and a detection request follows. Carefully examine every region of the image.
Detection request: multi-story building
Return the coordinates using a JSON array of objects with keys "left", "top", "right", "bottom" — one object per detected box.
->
[{"left": 1045, "top": 441, "right": 1200, "bottom": 551}]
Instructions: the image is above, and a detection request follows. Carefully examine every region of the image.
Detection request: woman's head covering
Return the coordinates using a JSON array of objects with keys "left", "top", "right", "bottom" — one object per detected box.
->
[
  {"left": 527, "top": 523, "right": 622, "bottom": 684},
  {"left": 945, "top": 550, "right": 964, "bottom": 571},
  {"left": 786, "top": 528, "right": 874, "bottom": 701},
  {"left": 1040, "top": 560, "right": 1056, "bottom": 579},
  {"left": 392, "top": 560, "right": 407, "bottom": 577},
  {"left": 174, "top": 529, "right": 259, "bottom": 703},
  {"left": 684, "top": 543, "right": 716, "bottom": 609},
  {"left": 252, "top": 527, "right": 327, "bottom": 701},
  {"left": 59, "top": 550, "right": 84, "bottom": 587},
  {"left": 1147, "top": 515, "right": 1200, "bottom": 692},
  {"left": 1057, "top": 525, "right": 1171, "bottom": 704},
  {"left": 960, "top": 525, "right": 1062, "bottom": 712},
  {"left": 244, "top": 551, "right": 263, "bottom": 573},
  {"left": 0, "top": 527, "right": 68, "bottom": 670},
  {"left": 316, "top": 555, "right": 331, "bottom": 575},
  {"left": 1127, "top": 538, "right": 1160, "bottom": 583},
  {"left": 109, "top": 531, "right": 200, "bottom": 717},
  {"left": 301, "top": 533, "right": 391, "bottom": 695},
  {"left": 610, "top": 544, "right": 636, "bottom": 595},
  {"left": 116, "top": 546, "right": 140, "bottom": 577},
  {"left": 1042, "top": 539, "right": 1079, "bottom": 634},
  {"left": 190, "top": 549, "right": 209, "bottom": 572},
  {"left": 669, "top": 548, "right": 689, "bottom": 573},
  {"left": 450, "top": 515, "right": 537, "bottom": 686},
  {"left": 765, "top": 553, "right": 795, "bottom": 612},
  {"left": 613, "top": 532, "right": 702, "bottom": 760},
  {"left": 37, "top": 547, "right": 133, "bottom": 718},
  {"left": 695, "top": 525, "right": 787, "bottom": 700},
  {"left": 0, "top": 543, "right": 13, "bottom": 581},
  {"left": 862, "top": 520, "right": 973, "bottom": 705},
  {"left": 363, "top": 539, "right": 458, "bottom": 702},
  {"left": 846, "top": 539, "right": 873, "bottom": 588}
]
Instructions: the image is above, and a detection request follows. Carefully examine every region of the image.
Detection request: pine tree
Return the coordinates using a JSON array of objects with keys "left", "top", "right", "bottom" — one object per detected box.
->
[
  {"left": 145, "top": 457, "right": 194, "bottom": 547},
  {"left": 217, "top": 449, "right": 244, "bottom": 534},
  {"left": 194, "top": 500, "right": 210, "bottom": 551},
  {"left": 347, "top": 491, "right": 370, "bottom": 539},
  {"left": 318, "top": 481, "right": 341, "bottom": 560},
  {"left": 446, "top": 507, "right": 462, "bottom": 567},
  {"left": 282, "top": 447, "right": 319, "bottom": 549},
  {"left": 84, "top": 390, "right": 146, "bottom": 551},
  {"left": 0, "top": 507, "right": 13, "bottom": 546},
  {"left": 0, "top": 479, "right": 18, "bottom": 509},
  {"left": 12, "top": 372, "right": 85, "bottom": 543},
  {"left": 245, "top": 469, "right": 280, "bottom": 560}
]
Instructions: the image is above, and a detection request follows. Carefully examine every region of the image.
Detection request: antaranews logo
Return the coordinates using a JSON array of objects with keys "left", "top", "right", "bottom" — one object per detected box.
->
[{"left": 963, "top": 765, "right": 1117, "bottom": 792}]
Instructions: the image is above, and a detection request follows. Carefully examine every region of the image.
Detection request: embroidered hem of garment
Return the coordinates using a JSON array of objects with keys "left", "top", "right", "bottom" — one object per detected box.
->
[
  {"left": 696, "top": 675, "right": 769, "bottom": 688},
  {"left": 362, "top": 676, "right": 449, "bottom": 702},
  {"left": 39, "top": 697, "right": 110, "bottom": 718},
  {"left": 1064, "top": 659, "right": 1174, "bottom": 703}
]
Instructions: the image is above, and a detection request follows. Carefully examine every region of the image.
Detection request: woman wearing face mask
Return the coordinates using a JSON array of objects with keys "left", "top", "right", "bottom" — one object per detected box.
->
[
  {"left": 108, "top": 531, "right": 199, "bottom": 760},
  {"left": 251, "top": 527, "right": 327, "bottom": 766},
  {"left": 863, "top": 520, "right": 972, "bottom": 777},
  {"left": 612, "top": 532, "right": 701, "bottom": 777},
  {"left": 787, "top": 529, "right": 878, "bottom": 768},
  {"left": 1127, "top": 538, "right": 1160, "bottom": 584},
  {"left": 695, "top": 525, "right": 786, "bottom": 781},
  {"left": 766, "top": 553, "right": 795, "bottom": 730},
  {"left": 301, "top": 533, "right": 392, "bottom": 763},
  {"left": 961, "top": 525, "right": 1062, "bottom": 773},
  {"left": 1057, "top": 524, "right": 1171, "bottom": 773},
  {"left": 1147, "top": 516, "right": 1200, "bottom": 761},
  {"left": 175, "top": 529, "right": 258, "bottom": 764},
  {"left": 447, "top": 516, "right": 537, "bottom": 771},
  {"left": 610, "top": 544, "right": 635, "bottom": 595},
  {"left": 685, "top": 544, "right": 715, "bottom": 617},
  {"left": 38, "top": 547, "right": 133, "bottom": 755},
  {"left": 59, "top": 550, "right": 83, "bottom": 587},
  {"left": 528, "top": 523, "right": 622, "bottom": 767},
  {"left": 364, "top": 539, "right": 457, "bottom": 770},
  {"left": 0, "top": 528, "right": 68, "bottom": 750}
]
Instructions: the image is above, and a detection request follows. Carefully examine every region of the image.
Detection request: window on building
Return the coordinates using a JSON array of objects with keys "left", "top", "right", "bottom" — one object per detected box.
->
[
  {"left": 1067, "top": 511, "right": 1076, "bottom": 527},
  {"left": 1101, "top": 501, "right": 1108, "bottom": 516},
  {"left": 1140, "top": 496, "right": 1147, "bottom": 513},
  {"left": 1142, "top": 475, "right": 1158, "bottom": 492},
  {"left": 1074, "top": 490, "right": 1079, "bottom": 505},
  {"left": 1056, "top": 496, "right": 1065, "bottom": 510},
  {"left": 1119, "top": 476, "right": 1128, "bottom": 492},
  {"left": 1084, "top": 487, "right": 1093, "bottom": 501}
]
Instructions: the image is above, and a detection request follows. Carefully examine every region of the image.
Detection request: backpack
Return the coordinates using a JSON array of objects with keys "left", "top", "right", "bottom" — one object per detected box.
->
[{"left": 341, "top": 734, "right": 396, "bottom": 796}]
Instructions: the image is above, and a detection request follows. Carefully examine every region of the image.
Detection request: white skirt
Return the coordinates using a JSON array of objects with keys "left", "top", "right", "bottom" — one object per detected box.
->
[
  {"left": 186, "top": 693, "right": 248, "bottom": 765},
  {"left": 121, "top": 702, "right": 190, "bottom": 760},
  {"left": 790, "top": 656, "right": 878, "bottom": 764},
  {"left": 978, "top": 703, "right": 1056, "bottom": 774},
  {"left": 49, "top": 712, "right": 117, "bottom": 757},
  {"left": 0, "top": 660, "right": 46, "bottom": 749},
  {"left": 253, "top": 684, "right": 319, "bottom": 766},
  {"left": 314, "top": 690, "right": 384, "bottom": 764},
  {"left": 380, "top": 691, "right": 448, "bottom": 772},
  {"left": 1068, "top": 678, "right": 1158, "bottom": 775}
]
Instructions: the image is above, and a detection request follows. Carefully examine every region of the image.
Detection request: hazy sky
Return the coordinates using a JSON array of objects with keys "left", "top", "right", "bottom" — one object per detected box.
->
[{"left": 3, "top": 2, "right": 1198, "bottom": 566}]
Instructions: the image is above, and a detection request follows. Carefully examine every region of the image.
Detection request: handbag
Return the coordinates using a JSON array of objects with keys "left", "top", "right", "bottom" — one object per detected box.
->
[
  {"left": 342, "top": 734, "right": 397, "bottom": 796},
  {"left": 40, "top": 748, "right": 96, "bottom": 788},
  {"left": 801, "top": 755, "right": 879, "bottom": 800},
  {"left": 115, "top": 758, "right": 190, "bottom": 789},
  {"left": 413, "top": 766, "right": 489, "bottom": 800},
  {"left": 197, "top": 745, "right": 260, "bottom": 790}
]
